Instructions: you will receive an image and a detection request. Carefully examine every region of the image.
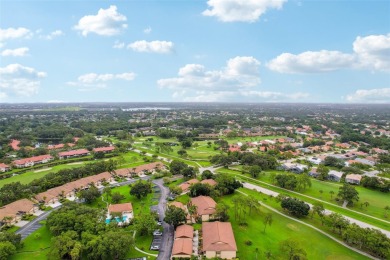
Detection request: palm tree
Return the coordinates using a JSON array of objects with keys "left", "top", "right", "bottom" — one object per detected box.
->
[
  {"left": 319, "top": 190, "right": 323, "bottom": 199},
  {"left": 329, "top": 190, "right": 335, "bottom": 200},
  {"left": 384, "top": 206, "right": 390, "bottom": 218}
]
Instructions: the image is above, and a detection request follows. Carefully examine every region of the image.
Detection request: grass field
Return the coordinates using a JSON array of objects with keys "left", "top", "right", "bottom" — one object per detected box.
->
[
  {"left": 11, "top": 223, "right": 51, "bottom": 260},
  {"left": 219, "top": 168, "right": 390, "bottom": 231},
  {"left": 219, "top": 191, "right": 369, "bottom": 260}
]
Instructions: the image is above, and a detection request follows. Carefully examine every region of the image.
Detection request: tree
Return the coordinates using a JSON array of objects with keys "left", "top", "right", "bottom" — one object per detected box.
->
[
  {"left": 311, "top": 202, "right": 325, "bottom": 220},
  {"left": 327, "top": 213, "right": 350, "bottom": 234},
  {"left": 281, "top": 197, "right": 310, "bottom": 218},
  {"left": 324, "top": 156, "right": 345, "bottom": 168},
  {"left": 319, "top": 190, "right": 323, "bottom": 198},
  {"left": 164, "top": 206, "right": 187, "bottom": 228},
  {"left": 130, "top": 181, "right": 152, "bottom": 199},
  {"left": 215, "top": 202, "right": 230, "bottom": 221},
  {"left": 111, "top": 192, "right": 125, "bottom": 203},
  {"left": 0, "top": 242, "right": 16, "bottom": 260},
  {"left": 215, "top": 173, "right": 242, "bottom": 195},
  {"left": 177, "top": 149, "right": 187, "bottom": 157},
  {"left": 279, "top": 239, "right": 307, "bottom": 260},
  {"left": 103, "top": 186, "right": 111, "bottom": 201},
  {"left": 182, "top": 167, "right": 196, "bottom": 180},
  {"left": 385, "top": 206, "right": 390, "bottom": 218},
  {"left": 48, "top": 230, "right": 82, "bottom": 260},
  {"left": 180, "top": 138, "right": 193, "bottom": 149},
  {"left": 249, "top": 165, "right": 262, "bottom": 178},
  {"left": 317, "top": 165, "right": 329, "bottom": 181},
  {"left": 338, "top": 183, "right": 359, "bottom": 206},
  {"left": 201, "top": 170, "right": 213, "bottom": 180},
  {"left": 329, "top": 190, "right": 335, "bottom": 200},
  {"left": 93, "top": 152, "right": 105, "bottom": 159},
  {"left": 296, "top": 173, "right": 311, "bottom": 191},
  {"left": 189, "top": 183, "right": 211, "bottom": 197},
  {"left": 169, "top": 160, "right": 187, "bottom": 175},
  {"left": 275, "top": 174, "right": 298, "bottom": 190},
  {"left": 263, "top": 213, "right": 273, "bottom": 233},
  {"left": 134, "top": 213, "right": 157, "bottom": 236},
  {"left": 79, "top": 185, "right": 100, "bottom": 204}
]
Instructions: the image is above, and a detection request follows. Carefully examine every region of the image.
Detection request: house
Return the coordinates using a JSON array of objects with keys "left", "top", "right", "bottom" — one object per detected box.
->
[
  {"left": 280, "top": 163, "right": 308, "bottom": 174},
  {"left": 307, "top": 157, "right": 322, "bottom": 165},
  {"left": 13, "top": 154, "right": 53, "bottom": 168},
  {"left": 328, "top": 170, "right": 343, "bottom": 182},
  {"left": 0, "top": 199, "right": 38, "bottom": 225},
  {"left": 107, "top": 203, "right": 133, "bottom": 223},
  {"left": 171, "top": 225, "right": 194, "bottom": 259},
  {"left": 200, "top": 179, "right": 217, "bottom": 187},
  {"left": 202, "top": 222, "right": 237, "bottom": 260},
  {"left": 345, "top": 174, "right": 362, "bottom": 185},
  {"left": 0, "top": 163, "right": 10, "bottom": 172},
  {"left": 93, "top": 146, "right": 115, "bottom": 153},
  {"left": 113, "top": 162, "right": 165, "bottom": 178},
  {"left": 354, "top": 158, "right": 376, "bottom": 166},
  {"left": 309, "top": 167, "right": 320, "bottom": 178},
  {"left": 58, "top": 149, "right": 90, "bottom": 159},
  {"left": 179, "top": 179, "right": 200, "bottom": 193},
  {"left": 190, "top": 196, "right": 216, "bottom": 221},
  {"left": 9, "top": 139, "right": 20, "bottom": 151}
]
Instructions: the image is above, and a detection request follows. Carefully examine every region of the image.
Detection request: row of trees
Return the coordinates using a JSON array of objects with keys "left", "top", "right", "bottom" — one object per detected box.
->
[{"left": 210, "top": 152, "right": 278, "bottom": 170}]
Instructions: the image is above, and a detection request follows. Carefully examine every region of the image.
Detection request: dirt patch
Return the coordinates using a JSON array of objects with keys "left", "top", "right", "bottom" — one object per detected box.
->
[
  {"left": 67, "top": 162, "right": 83, "bottom": 165},
  {"left": 34, "top": 168, "right": 52, "bottom": 173},
  {"left": 286, "top": 223, "right": 300, "bottom": 231}
]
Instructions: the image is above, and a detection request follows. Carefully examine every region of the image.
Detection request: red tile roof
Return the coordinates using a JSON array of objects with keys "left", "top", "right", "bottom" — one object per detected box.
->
[
  {"left": 58, "top": 149, "right": 89, "bottom": 157},
  {"left": 10, "top": 140, "right": 20, "bottom": 151},
  {"left": 13, "top": 155, "right": 53, "bottom": 165},
  {"left": 202, "top": 222, "right": 237, "bottom": 252},
  {"left": 190, "top": 196, "right": 216, "bottom": 216},
  {"left": 175, "top": 224, "right": 194, "bottom": 239},
  {"left": 0, "top": 163, "right": 10, "bottom": 169},
  {"left": 201, "top": 179, "right": 217, "bottom": 187},
  {"left": 172, "top": 238, "right": 193, "bottom": 256},
  {"left": 108, "top": 203, "right": 133, "bottom": 213},
  {"left": 93, "top": 146, "right": 115, "bottom": 152}
]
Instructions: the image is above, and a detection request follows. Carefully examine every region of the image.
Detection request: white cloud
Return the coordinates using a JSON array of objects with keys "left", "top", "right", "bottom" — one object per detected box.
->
[
  {"left": 353, "top": 34, "right": 390, "bottom": 71},
  {"left": 0, "top": 27, "right": 32, "bottom": 41},
  {"left": 0, "top": 92, "right": 7, "bottom": 100},
  {"left": 202, "top": 0, "right": 287, "bottom": 22},
  {"left": 67, "top": 72, "right": 136, "bottom": 90},
  {"left": 42, "top": 30, "right": 64, "bottom": 40},
  {"left": 0, "top": 64, "right": 46, "bottom": 96},
  {"left": 1, "top": 47, "right": 29, "bottom": 57},
  {"left": 47, "top": 100, "right": 65, "bottom": 103},
  {"left": 127, "top": 40, "right": 174, "bottom": 54},
  {"left": 113, "top": 41, "right": 125, "bottom": 49},
  {"left": 143, "top": 26, "right": 152, "bottom": 34},
  {"left": 158, "top": 56, "right": 261, "bottom": 91},
  {"left": 267, "top": 50, "right": 356, "bottom": 73},
  {"left": 346, "top": 88, "right": 390, "bottom": 103},
  {"left": 268, "top": 33, "right": 390, "bottom": 73},
  {"left": 241, "top": 90, "right": 309, "bottom": 100},
  {"left": 74, "top": 5, "right": 127, "bottom": 36}
]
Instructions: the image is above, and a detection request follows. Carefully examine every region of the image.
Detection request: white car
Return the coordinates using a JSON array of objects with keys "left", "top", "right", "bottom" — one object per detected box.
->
[
  {"left": 150, "top": 245, "right": 160, "bottom": 250},
  {"left": 153, "top": 230, "right": 163, "bottom": 236}
]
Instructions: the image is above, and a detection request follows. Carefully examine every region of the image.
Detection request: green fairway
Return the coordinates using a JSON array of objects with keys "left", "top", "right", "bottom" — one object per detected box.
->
[
  {"left": 219, "top": 191, "right": 369, "bottom": 260},
  {"left": 218, "top": 168, "right": 390, "bottom": 231}
]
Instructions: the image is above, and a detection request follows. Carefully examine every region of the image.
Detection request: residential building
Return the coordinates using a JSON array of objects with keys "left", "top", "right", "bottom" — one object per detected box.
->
[
  {"left": 345, "top": 174, "right": 363, "bottom": 185},
  {"left": 202, "top": 222, "right": 237, "bottom": 260},
  {"left": 200, "top": 179, "right": 217, "bottom": 187},
  {"left": 171, "top": 225, "right": 194, "bottom": 259},
  {"left": 179, "top": 179, "right": 200, "bottom": 193},
  {"left": 280, "top": 163, "right": 308, "bottom": 174},
  {"left": 0, "top": 199, "right": 38, "bottom": 225},
  {"left": 0, "top": 163, "right": 10, "bottom": 172},
  {"left": 13, "top": 154, "right": 53, "bottom": 168},
  {"left": 190, "top": 196, "right": 216, "bottom": 221},
  {"left": 328, "top": 170, "right": 343, "bottom": 182},
  {"left": 107, "top": 203, "right": 133, "bottom": 223},
  {"left": 114, "top": 162, "right": 165, "bottom": 178},
  {"left": 58, "top": 149, "right": 90, "bottom": 159},
  {"left": 309, "top": 167, "right": 320, "bottom": 178},
  {"left": 93, "top": 146, "right": 115, "bottom": 153},
  {"left": 307, "top": 157, "right": 322, "bottom": 165}
]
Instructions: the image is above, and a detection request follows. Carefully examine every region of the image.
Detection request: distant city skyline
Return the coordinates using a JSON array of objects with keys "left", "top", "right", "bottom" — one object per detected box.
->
[{"left": 0, "top": 0, "right": 389, "bottom": 103}]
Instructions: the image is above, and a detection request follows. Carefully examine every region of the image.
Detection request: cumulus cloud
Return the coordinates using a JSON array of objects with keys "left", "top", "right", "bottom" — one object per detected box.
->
[
  {"left": 346, "top": 88, "right": 390, "bottom": 103},
  {"left": 67, "top": 72, "right": 136, "bottom": 90},
  {"left": 0, "top": 64, "right": 46, "bottom": 96},
  {"left": 1, "top": 47, "right": 29, "bottom": 57},
  {"left": 241, "top": 90, "right": 309, "bottom": 100},
  {"left": 74, "top": 5, "right": 127, "bottom": 36},
  {"left": 268, "top": 33, "right": 390, "bottom": 73},
  {"left": 127, "top": 40, "right": 174, "bottom": 54},
  {"left": 353, "top": 34, "right": 390, "bottom": 71},
  {"left": 0, "top": 27, "right": 32, "bottom": 41},
  {"left": 158, "top": 56, "right": 261, "bottom": 91},
  {"left": 113, "top": 41, "right": 125, "bottom": 49},
  {"left": 267, "top": 50, "right": 356, "bottom": 73},
  {"left": 143, "top": 26, "right": 152, "bottom": 34},
  {"left": 202, "top": 0, "right": 287, "bottom": 22},
  {"left": 41, "top": 30, "right": 64, "bottom": 40},
  {"left": 0, "top": 92, "right": 7, "bottom": 100}
]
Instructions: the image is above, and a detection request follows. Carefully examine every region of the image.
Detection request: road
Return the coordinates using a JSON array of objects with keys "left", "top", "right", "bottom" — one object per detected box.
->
[{"left": 152, "top": 178, "right": 174, "bottom": 260}]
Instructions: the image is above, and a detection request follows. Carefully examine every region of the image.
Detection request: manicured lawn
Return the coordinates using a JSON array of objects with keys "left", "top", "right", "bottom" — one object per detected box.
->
[
  {"left": 219, "top": 191, "right": 369, "bottom": 260},
  {"left": 133, "top": 233, "right": 158, "bottom": 255},
  {"left": 174, "top": 194, "right": 190, "bottom": 205},
  {"left": 11, "top": 223, "right": 52, "bottom": 260},
  {"left": 223, "top": 135, "right": 286, "bottom": 144},
  {"left": 218, "top": 168, "right": 390, "bottom": 231}
]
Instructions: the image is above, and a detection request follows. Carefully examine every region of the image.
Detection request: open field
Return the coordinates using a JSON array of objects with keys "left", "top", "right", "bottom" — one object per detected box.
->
[
  {"left": 218, "top": 168, "right": 390, "bottom": 231},
  {"left": 226, "top": 189, "right": 370, "bottom": 260}
]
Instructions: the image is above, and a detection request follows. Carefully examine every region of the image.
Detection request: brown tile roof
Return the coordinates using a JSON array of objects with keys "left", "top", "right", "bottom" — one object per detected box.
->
[
  {"left": 172, "top": 238, "right": 193, "bottom": 256},
  {"left": 114, "top": 162, "right": 164, "bottom": 176},
  {"left": 202, "top": 222, "right": 237, "bottom": 252},
  {"left": 170, "top": 201, "right": 185, "bottom": 210},
  {"left": 190, "top": 196, "right": 216, "bottom": 216},
  {"left": 175, "top": 224, "right": 194, "bottom": 239},
  {"left": 93, "top": 146, "right": 115, "bottom": 152},
  {"left": 200, "top": 179, "right": 217, "bottom": 186},
  {"left": 58, "top": 149, "right": 89, "bottom": 157},
  {"left": 179, "top": 179, "right": 199, "bottom": 191},
  {"left": 108, "top": 203, "right": 133, "bottom": 213},
  {"left": 0, "top": 199, "right": 36, "bottom": 220}
]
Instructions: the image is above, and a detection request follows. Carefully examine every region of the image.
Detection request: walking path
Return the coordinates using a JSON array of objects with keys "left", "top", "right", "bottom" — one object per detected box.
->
[
  {"left": 237, "top": 189, "right": 378, "bottom": 260},
  {"left": 132, "top": 231, "right": 158, "bottom": 257},
  {"left": 242, "top": 182, "right": 390, "bottom": 238}
]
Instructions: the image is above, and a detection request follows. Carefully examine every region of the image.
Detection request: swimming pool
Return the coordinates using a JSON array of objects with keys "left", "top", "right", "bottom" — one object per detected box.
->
[{"left": 105, "top": 215, "right": 128, "bottom": 224}]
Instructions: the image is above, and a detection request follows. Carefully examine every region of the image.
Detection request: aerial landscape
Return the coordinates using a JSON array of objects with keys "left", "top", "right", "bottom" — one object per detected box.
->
[{"left": 0, "top": 0, "right": 389, "bottom": 260}]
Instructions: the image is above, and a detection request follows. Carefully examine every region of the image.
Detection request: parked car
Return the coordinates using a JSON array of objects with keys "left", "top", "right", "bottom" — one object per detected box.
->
[
  {"left": 153, "top": 230, "right": 163, "bottom": 236},
  {"left": 157, "top": 221, "right": 162, "bottom": 226},
  {"left": 150, "top": 245, "right": 160, "bottom": 250}
]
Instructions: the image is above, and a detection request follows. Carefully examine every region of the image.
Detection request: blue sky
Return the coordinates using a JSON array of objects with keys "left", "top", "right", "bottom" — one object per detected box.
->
[{"left": 0, "top": 0, "right": 389, "bottom": 103}]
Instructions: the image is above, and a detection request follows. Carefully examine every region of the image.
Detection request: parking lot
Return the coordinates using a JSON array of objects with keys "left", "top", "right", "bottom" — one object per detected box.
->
[{"left": 150, "top": 233, "right": 163, "bottom": 251}]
